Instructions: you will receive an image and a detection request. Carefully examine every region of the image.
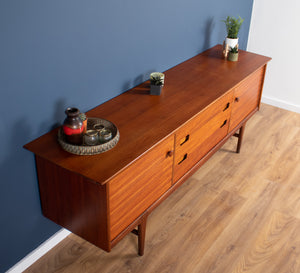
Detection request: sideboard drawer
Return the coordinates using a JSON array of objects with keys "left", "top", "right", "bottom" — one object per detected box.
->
[
  {"left": 109, "top": 135, "right": 174, "bottom": 240},
  {"left": 174, "top": 100, "right": 231, "bottom": 182},
  {"left": 175, "top": 91, "right": 233, "bottom": 147},
  {"left": 229, "top": 67, "right": 265, "bottom": 131}
]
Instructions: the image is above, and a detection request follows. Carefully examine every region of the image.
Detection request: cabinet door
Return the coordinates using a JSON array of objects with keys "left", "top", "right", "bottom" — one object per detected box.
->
[
  {"left": 229, "top": 67, "right": 265, "bottom": 131},
  {"left": 109, "top": 135, "right": 174, "bottom": 240},
  {"left": 174, "top": 91, "right": 233, "bottom": 182}
]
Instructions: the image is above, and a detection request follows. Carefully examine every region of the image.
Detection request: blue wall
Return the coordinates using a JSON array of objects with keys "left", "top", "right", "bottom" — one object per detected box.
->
[{"left": 0, "top": 0, "right": 253, "bottom": 271}]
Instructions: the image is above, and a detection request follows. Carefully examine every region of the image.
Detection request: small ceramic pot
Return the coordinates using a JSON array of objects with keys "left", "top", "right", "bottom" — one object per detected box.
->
[
  {"left": 84, "top": 130, "right": 99, "bottom": 146},
  {"left": 228, "top": 52, "right": 239, "bottom": 62},
  {"left": 225, "top": 37, "right": 239, "bottom": 49},
  {"left": 150, "top": 85, "right": 163, "bottom": 95},
  {"left": 93, "top": 124, "right": 105, "bottom": 133},
  {"left": 99, "top": 128, "right": 112, "bottom": 143}
]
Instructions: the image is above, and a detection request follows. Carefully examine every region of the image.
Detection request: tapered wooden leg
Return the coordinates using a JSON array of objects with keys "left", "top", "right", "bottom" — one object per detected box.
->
[
  {"left": 131, "top": 216, "right": 147, "bottom": 256},
  {"left": 236, "top": 124, "right": 246, "bottom": 153},
  {"left": 137, "top": 218, "right": 147, "bottom": 256}
]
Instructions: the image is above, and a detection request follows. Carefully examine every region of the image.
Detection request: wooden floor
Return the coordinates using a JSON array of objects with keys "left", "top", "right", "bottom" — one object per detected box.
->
[{"left": 25, "top": 104, "right": 300, "bottom": 273}]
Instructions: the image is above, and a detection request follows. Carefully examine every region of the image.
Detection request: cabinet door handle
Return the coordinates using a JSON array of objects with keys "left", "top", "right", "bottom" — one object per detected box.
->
[
  {"left": 178, "top": 153, "right": 188, "bottom": 165},
  {"left": 166, "top": 150, "right": 173, "bottom": 158},
  {"left": 220, "top": 119, "right": 227, "bottom": 128},
  {"left": 223, "top": 102, "right": 230, "bottom": 111},
  {"left": 235, "top": 97, "right": 240, "bottom": 102},
  {"left": 180, "top": 134, "right": 190, "bottom": 146}
]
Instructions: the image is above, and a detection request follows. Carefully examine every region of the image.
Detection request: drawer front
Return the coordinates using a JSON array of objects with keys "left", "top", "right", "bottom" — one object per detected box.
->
[
  {"left": 174, "top": 93, "right": 233, "bottom": 182},
  {"left": 174, "top": 109, "right": 230, "bottom": 181},
  {"left": 175, "top": 91, "right": 233, "bottom": 147},
  {"left": 229, "top": 67, "right": 265, "bottom": 131},
  {"left": 109, "top": 135, "right": 174, "bottom": 240}
]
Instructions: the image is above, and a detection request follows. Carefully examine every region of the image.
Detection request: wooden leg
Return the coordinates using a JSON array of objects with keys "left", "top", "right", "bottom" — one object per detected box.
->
[
  {"left": 131, "top": 216, "right": 147, "bottom": 256},
  {"left": 137, "top": 218, "right": 147, "bottom": 256},
  {"left": 236, "top": 124, "right": 246, "bottom": 153}
]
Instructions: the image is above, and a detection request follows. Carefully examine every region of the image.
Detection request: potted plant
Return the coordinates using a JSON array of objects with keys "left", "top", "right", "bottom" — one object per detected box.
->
[
  {"left": 150, "top": 72, "right": 165, "bottom": 95},
  {"left": 222, "top": 15, "right": 244, "bottom": 54},
  {"left": 228, "top": 46, "right": 239, "bottom": 62}
]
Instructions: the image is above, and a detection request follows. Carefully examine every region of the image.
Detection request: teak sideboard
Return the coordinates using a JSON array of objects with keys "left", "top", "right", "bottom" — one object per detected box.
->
[{"left": 24, "top": 45, "right": 271, "bottom": 255}]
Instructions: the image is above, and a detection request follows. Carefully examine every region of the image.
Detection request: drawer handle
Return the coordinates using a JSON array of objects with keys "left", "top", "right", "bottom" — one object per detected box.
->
[
  {"left": 166, "top": 150, "right": 173, "bottom": 158},
  {"left": 178, "top": 153, "right": 188, "bottom": 165},
  {"left": 223, "top": 102, "right": 230, "bottom": 111},
  {"left": 180, "top": 134, "right": 190, "bottom": 146},
  {"left": 220, "top": 119, "right": 227, "bottom": 128},
  {"left": 235, "top": 97, "right": 240, "bottom": 102}
]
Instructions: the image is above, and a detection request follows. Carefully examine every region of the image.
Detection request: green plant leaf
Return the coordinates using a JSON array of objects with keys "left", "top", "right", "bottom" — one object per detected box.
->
[{"left": 223, "top": 15, "right": 244, "bottom": 39}]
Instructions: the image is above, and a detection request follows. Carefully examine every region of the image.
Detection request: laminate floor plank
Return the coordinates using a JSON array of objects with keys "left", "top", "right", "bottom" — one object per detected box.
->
[
  {"left": 190, "top": 178, "right": 280, "bottom": 273},
  {"left": 229, "top": 211, "right": 300, "bottom": 273},
  {"left": 25, "top": 104, "right": 300, "bottom": 273},
  {"left": 25, "top": 236, "right": 89, "bottom": 273},
  {"left": 148, "top": 190, "right": 246, "bottom": 273}
]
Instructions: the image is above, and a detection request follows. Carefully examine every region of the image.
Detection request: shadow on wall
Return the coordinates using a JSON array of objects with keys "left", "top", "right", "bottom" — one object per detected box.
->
[
  {"left": 39, "top": 98, "right": 68, "bottom": 132},
  {"left": 122, "top": 69, "right": 158, "bottom": 93},
  {"left": 0, "top": 119, "right": 58, "bottom": 271},
  {"left": 202, "top": 17, "right": 216, "bottom": 52},
  {"left": 0, "top": 99, "right": 68, "bottom": 272}
]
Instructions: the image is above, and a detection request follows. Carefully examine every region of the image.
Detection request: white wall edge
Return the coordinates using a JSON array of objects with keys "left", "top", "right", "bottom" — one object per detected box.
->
[
  {"left": 262, "top": 95, "right": 300, "bottom": 114},
  {"left": 6, "top": 229, "right": 71, "bottom": 273},
  {"left": 246, "top": 0, "right": 256, "bottom": 52}
]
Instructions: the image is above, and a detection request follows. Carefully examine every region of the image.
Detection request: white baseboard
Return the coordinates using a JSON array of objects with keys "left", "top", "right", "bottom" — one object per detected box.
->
[
  {"left": 262, "top": 95, "right": 300, "bottom": 114},
  {"left": 6, "top": 229, "right": 71, "bottom": 273}
]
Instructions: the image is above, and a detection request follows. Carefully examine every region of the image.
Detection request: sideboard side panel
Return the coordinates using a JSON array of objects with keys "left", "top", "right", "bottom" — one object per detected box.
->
[
  {"left": 258, "top": 64, "right": 268, "bottom": 110},
  {"left": 35, "top": 156, "right": 111, "bottom": 251}
]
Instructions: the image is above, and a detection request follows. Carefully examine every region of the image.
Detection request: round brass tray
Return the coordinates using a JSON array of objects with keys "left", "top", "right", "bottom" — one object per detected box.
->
[{"left": 58, "top": 117, "right": 120, "bottom": 155}]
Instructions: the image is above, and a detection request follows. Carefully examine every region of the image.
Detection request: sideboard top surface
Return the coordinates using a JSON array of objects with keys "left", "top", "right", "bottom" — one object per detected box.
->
[{"left": 24, "top": 45, "right": 271, "bottom": 185}]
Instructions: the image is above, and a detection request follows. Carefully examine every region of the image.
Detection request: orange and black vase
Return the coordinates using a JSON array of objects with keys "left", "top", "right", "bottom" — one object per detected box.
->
[{"left": 63, "top": 107, "right": 84, "bottom": 145}]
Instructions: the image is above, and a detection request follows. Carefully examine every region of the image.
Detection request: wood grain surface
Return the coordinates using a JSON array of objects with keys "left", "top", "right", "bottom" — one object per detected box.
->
[
  {"left": 229, "top": 67, "right": 265, "bottom": 131},
  {"left": 109, "top": 135, "right": 174, "bottom": 240},
  {"left": 173, "top": 90, "right": 233, "bottom": 181},
  {"left": 25, "top": 104, "right": 300, "bottom": 273},
  {"left": 24, "top": 45, "right": 271, "bottom": 186},
  {"left": 35, "top": 156, "right": 111, "bottom": 251}
]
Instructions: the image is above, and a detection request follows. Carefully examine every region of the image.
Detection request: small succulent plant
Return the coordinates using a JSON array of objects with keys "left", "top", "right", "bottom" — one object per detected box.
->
[
  {"left": 79, "top": 112, "right": 87, "bottom": 121},
  {"left": 230, "top": 46, "right": 238, "bottom": 54},
  {"left": 79, "top": 112, "right": 87, "bottom": 133},
  {"left": 150, "top": 72, "right": 164, "bottom": 86}
]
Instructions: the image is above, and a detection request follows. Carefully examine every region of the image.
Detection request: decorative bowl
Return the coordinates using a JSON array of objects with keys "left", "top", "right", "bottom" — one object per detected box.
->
[{"left": 58, "top": 117, "right": 119, "bottom": 155}]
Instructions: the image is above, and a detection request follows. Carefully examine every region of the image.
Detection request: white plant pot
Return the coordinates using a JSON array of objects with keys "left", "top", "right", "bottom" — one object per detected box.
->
[{"left": 225, "top": 37, "right": 239, "bottom": 49}]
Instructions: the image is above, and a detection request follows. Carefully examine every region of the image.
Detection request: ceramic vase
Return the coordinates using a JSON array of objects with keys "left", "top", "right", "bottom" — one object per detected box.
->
[{"left": 63, "top": 107, "right": 84, "bottom": 145}]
